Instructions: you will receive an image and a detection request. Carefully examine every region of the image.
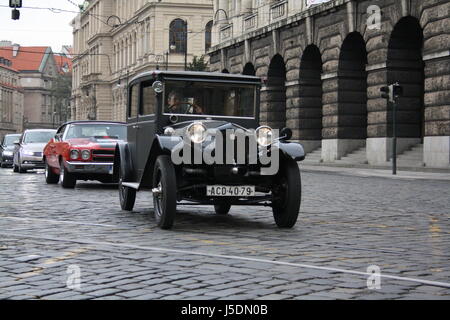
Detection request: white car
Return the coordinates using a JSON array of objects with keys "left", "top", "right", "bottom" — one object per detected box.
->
[{"left": 13, "top": 129, "right": 56, "bottom": 173}]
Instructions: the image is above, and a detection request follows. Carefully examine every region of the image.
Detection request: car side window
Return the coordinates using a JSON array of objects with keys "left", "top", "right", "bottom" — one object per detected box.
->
[
  {"left": 129, "top": 84, "right": 139, "bottom": 118},
  {"left": 140, "top": 81, "right": 156, "bottom": 116}
]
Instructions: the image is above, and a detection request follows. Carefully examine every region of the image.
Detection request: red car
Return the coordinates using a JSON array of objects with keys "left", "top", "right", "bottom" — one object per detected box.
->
[{"left": 43, "top": 121, "right": 126, "bottom": 188}]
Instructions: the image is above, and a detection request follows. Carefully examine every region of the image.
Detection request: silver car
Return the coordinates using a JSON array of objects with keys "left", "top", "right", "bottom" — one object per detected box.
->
[{"left": 13, "top": 129, "right": 56, "bottom": 173}]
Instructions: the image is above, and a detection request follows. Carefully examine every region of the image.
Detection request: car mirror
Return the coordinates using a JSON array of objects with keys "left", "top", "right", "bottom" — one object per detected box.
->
[
  {"left": 14, "top": 142, "right": 21, "bottom": 146},
  {"left": 280, "top": 127, "right": 293, "bottom": 140}
]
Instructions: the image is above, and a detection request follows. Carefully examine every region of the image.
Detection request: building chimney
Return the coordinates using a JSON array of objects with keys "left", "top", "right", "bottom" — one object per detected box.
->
[{"left": 13, "top": 44, "right": 20, "bottom": 57}]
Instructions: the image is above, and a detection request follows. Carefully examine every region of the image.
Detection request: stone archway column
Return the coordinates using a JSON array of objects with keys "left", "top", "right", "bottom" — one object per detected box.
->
[
  {"left": 423, "top": 52, "right": 450, "bottom": 168},
  {"left": 321, "top": 72, "right": 365, "bottom": 162}
]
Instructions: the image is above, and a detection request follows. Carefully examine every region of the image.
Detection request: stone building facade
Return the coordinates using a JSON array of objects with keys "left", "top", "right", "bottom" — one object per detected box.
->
[
  {"left": 71, "top": 0, "right": 214, "bottom": 122},
  {"left": 0, "top": 43, "right": 70, "bottom": 132},
  {"left": 209, "top": 0, "right": 450, "bottom": 168},
  {"left": 0, "top": 58, "right": 24, "bottom": 140}
]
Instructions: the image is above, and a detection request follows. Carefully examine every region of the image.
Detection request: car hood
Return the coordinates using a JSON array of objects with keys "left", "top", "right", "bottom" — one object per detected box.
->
[
  {"left": 66, "top": 138, "right": 123, "bottom": 149},
  {"left": 22, "top": 143, "right": 47, "bottom": 152},
  {"left": 2, "top": 145, "right": 15, "bottom": 151}
]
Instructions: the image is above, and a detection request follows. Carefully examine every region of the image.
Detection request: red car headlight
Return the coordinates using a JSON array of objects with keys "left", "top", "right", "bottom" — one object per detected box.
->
[
  {"left": 81, "top": 150, "right": 91, "bottom": 160},
  {"left": 70, "top": 150, "right": 80, "bottom": 160}
]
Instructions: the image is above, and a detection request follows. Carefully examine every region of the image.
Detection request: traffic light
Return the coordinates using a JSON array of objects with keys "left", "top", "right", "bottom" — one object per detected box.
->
[
  {"left": 380, "top": 83, "right": 403, "bottom": 102},
  {"left": 12, "top": 9, "right": 20, "bottom": 20},
  {"left": 380, "top": 85, "right": 394, "bottom": 102},
  {"left": 9, "top": 0, "right": 22, "bottom": 20}
]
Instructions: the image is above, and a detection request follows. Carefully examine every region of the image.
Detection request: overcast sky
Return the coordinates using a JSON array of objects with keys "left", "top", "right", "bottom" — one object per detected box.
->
[{"left": 0, "top": 0, "right": 80, "bottom": 52}]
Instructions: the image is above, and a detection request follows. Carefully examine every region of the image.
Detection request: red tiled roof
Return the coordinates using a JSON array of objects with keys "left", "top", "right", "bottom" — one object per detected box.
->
[
  {"left": 0, "top": 46, "right": 49, "bottom": 72},
  {"left": 54, "top": 54, "right": 73, "bottom": 74}
]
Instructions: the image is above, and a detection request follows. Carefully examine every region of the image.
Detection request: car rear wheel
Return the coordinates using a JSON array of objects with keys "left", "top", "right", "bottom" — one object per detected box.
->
[
  {"left": 271, "top": 158, "right": 301, "bottom": 228},
  {"left": 119, "top": 166, "right": 136, "bottom": 211},
  {"left": 214, "top": 201, "right": 232, "bottom": 215},
  {"left": 152, "top": 155, "right": 177, "bottom": 229},
  {"left": 45, "top": 160, "right": 59, "bottom": 184},
  {"left": 59, "top": 160, "right": 76, "bottom": 188}
]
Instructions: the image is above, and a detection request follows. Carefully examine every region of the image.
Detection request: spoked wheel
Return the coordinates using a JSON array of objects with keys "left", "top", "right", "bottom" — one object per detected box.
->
[
  {"left": 45, "top": 160, "right": 59, "bottom": 184},
  {"left": 152, "top": 155, "right": 177, "bottom": 229},
  {"left": 271, "top": 158, "right": 301, "bottom": 228},
  {"left": 119, "top": 166, "right": 136, "bottom": 211},
  {"left": 214, "top": 200, "right": 232, "bottom": 215},
  {"left": 59, "top": 160, "right": 76, "bottom": 188}
]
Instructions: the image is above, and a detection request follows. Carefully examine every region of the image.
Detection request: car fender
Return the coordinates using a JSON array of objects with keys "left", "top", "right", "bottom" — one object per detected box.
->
[
  {"left": 138, "top": 135, "right": 183, "bottom": 188},
  {"left": 113, "top": 141, "right": 134, "bottom": 182},
  {"left": 274, "top": 141, "right": 305, "bottom": 162}
]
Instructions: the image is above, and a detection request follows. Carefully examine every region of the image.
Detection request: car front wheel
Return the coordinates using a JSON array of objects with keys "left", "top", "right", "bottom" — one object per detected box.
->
[
  {"left": 59, "top": 160, "right": 76, "bottom": 188},
  {"left": 45, "top": 160, "right": 59, "bottom": 184},
  {"left": 152, "top": 155, "right": 177, "bottom": 229},
  {"left": 271, "top": 158, "right": 301, "bottom": 228},
  {"left": 119, "top": 165, "right": 136, "bottom": 211}
]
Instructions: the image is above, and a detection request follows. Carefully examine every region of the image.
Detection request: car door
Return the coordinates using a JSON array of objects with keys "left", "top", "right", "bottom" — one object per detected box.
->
[
  {"left": 127, "top": 82, "right": 140, "bottom": 182},
  {"left": 136, "top": 80, "right": 157, "bottom": 182}
]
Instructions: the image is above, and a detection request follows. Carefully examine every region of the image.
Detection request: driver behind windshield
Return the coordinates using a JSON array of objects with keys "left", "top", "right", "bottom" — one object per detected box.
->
[{"left": 166, "top": 90, "right": 204, "bottom": 115}]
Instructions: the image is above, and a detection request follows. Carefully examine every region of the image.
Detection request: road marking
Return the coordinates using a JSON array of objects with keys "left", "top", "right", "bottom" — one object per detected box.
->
[
  {"left": 3, "top": 232, "right": 450, "bottom": 289},
  {"left": 0, "top": 216, "right": 118, "bottom": 228},
  {"left": 15, "top": 247, "right": 89, "bottom": 280}
]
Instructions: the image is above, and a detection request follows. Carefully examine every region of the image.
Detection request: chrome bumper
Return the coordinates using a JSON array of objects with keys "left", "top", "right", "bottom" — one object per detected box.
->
[
  {"left": 21, "top": 155, "right": 44, "bottom": 169},
  {"left": 65, "top": 161, "right": 114, "bottom": 174}
]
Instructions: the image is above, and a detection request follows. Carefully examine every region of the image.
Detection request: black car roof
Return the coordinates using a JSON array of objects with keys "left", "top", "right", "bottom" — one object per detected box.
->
[{"left": 129, "top": 70, "right": 262, "bottom": 85}]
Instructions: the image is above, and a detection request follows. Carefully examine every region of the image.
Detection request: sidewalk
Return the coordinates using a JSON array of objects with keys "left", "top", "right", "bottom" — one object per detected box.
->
[{"left": 300, "top": 164, "right": 450, "bottom": 181}]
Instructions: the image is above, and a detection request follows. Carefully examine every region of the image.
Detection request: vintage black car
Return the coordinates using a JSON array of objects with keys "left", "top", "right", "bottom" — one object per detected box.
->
[{"left": 114, "top": 71, "right": 305, "bottom": 229}]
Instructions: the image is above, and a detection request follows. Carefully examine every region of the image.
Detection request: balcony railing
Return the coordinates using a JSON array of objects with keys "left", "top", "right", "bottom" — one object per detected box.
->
[
  {"left": 243, "top": 13, "right": 258, "bottom": 31},
  {"left": 220, "top": 24, "right": 233, "bottom": 42},
  {"left": 270, "top": 0, "right": 288, "bottom": 22}
]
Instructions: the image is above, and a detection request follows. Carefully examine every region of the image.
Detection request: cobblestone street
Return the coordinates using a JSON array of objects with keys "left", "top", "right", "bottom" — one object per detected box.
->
[{"left": 0, "top": 166, "right": 449, "bottom": 300}]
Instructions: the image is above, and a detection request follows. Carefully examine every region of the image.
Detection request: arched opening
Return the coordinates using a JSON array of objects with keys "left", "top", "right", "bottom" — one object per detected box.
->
[
  {"left": 242, "top": 62, "right": 256, "bottom": 76},
  {"left": 337, "top": 32, "right": 368, "bottom": 140},
  {"left": 299, "top": 45, "right": 323, "bottom": 142},
  {"left": 205, "top": 21, "right": 213, "bottom": 52},
  {"left": 387, "top": 16, "right": 424, "bottom": 140},
  {"left": 266, "top": 54, "right": 286, "bottom": 129}
]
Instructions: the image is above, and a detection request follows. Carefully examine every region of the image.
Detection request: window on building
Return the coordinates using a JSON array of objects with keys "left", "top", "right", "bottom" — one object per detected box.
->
[
  {"left": 169, "top": 19, "right": 187, "bottom": 54},
  {"left": 205, "top": 21, "right": 213, "bottom": 52}
]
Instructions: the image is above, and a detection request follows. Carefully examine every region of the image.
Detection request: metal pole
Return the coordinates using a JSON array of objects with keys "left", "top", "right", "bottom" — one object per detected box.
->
[
  {"left": 184, "top": 20, "right": 188, "bottom": 71},
  {"left": 392, "top": 98, "right": 397, "bottom": 175}
]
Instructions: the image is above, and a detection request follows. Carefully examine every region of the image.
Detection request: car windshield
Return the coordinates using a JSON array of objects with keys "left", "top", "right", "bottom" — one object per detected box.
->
[
  {"left": 65, "top": 124, "right": 126, "bottom": 140},
  {"left": 3, "top": 135, "right": 20, "bottom": 146},
  {"left": 23, "top": 131, "right": 55, "bottom": 144},
  {"left": 163, "top": 81, "right": 256, "bottom": 117}
]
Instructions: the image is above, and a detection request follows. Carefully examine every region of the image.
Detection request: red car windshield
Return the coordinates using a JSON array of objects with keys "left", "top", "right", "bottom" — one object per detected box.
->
[{"left": 65, "top": 124, "right": 126, "bottom": 140}]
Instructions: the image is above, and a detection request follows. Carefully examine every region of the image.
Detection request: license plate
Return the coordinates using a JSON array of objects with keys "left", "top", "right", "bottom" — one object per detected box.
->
[{"left": 206, "top": 185, "right": 255, "bottom": 197}]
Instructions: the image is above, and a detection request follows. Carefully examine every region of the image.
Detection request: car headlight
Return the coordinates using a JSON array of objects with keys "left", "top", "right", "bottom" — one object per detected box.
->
[
  {"left": 23, "top": 150, "right": 34, "bottom": 156},
  {"left": 3, "top": 151, "right": 13, "bottom": 156},
  {"left": 187, "top": 123, "right": 207, "bottom": 144},
  {"left": 256, "top": 126, "right": 274, "bottom": 147},
  {"left": 164, "top": 127, "right": 175, "bottom": 136},
  {"left": 70, "top": 149, "right": 80, "bottom": 160},
  {"left": 81, "top": 150, "right": 91, "bottom": 160}
]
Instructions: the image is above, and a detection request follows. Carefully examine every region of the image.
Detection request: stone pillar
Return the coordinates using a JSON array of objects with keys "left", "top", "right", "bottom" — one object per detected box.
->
[{"left": 423, "top": 52, "right": 450, "bottom": 168}]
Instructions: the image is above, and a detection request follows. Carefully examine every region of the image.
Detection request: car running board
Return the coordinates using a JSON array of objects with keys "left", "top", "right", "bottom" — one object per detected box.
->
[{"left": 121, "top": 182, "right": 139, "bottom": 189}]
